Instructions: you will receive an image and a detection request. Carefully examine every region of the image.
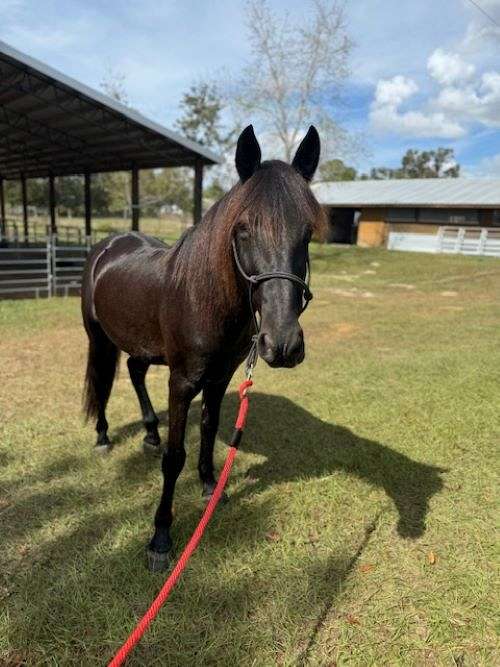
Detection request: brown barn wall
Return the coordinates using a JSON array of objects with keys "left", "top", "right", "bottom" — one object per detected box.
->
[
  {"left": 352, "top": 206, "right": 498, "bottom": 248},
  {"left": 357, "top": 208, "right": 387, "bottom": 247}
]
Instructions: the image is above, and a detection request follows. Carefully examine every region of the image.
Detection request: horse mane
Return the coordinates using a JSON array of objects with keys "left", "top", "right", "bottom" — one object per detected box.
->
[{"left": 171, "top": 160, "right": 326, "bottom": 318}]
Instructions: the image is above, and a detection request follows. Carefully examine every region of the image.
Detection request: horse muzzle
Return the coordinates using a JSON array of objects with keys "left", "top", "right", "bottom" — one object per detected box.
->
[{"left": 258, "top": 327, "right": 305, "bottom": 368}]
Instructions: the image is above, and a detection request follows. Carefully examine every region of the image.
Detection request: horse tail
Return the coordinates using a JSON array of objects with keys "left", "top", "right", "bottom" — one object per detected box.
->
[{"left": 83, "top": 319, "right": 120, "bottom": 422}]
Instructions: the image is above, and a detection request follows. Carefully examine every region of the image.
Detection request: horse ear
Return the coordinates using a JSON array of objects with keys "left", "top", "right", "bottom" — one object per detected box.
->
[
  {"left": 292, "top": 126, "right": 320, "bottom": 181},
  {"left": 235, "top": 125, "right": 261, "bottom": 183}
]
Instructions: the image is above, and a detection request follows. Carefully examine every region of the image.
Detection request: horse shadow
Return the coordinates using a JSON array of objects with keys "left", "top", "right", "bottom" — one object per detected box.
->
[{"left": 114, "top": 390, "right": 446, "bottom": 539}]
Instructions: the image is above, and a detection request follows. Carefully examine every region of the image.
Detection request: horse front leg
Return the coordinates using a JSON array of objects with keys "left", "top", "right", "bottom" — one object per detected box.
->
[
  {"left": 199, "top": 379, "right": 231, "bottom": 501},
  {"left": 147, "top": 372, "right": 199, "bottom": 572}
]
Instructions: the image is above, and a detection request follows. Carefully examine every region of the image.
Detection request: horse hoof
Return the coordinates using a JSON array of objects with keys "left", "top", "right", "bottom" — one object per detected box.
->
[
  {"left": 142, "top": 440, "right": 161, "bottom": 456},
  {"left": 146, "top": 549, "right": 171, "bottom": 573},
  {"left": 94, "top": 443, "right": 112, "bottom": 455},
  {"left": 202, "top": 491, "right": 229, "bottom": 505}
]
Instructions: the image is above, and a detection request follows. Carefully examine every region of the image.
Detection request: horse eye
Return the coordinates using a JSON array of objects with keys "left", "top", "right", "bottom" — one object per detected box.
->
[
  {"left": 303, "top": 228, "right": 312, "bottom": 243},
  {"left": 237, "top": 227, "right": 250, "bottom": 241}
]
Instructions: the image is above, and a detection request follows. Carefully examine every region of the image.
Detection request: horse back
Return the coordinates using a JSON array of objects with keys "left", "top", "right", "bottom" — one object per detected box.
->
[{"left": 82, "top": 232, "right": 171, "bottom": 359}]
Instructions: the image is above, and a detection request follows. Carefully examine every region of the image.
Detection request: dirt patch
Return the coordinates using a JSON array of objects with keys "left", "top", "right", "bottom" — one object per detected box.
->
[
  {"left": 330, "top": 274, "right": 360, "bottom": 282},
  {"left": 440, "top": 291, "right": 458, "bottom": 297},
  {"left": 312, "top": 321, "right": 361, "bottom": 343},
  {"left": 325, "top": 287, "right": 376, "bottom": 299},
  {"left": 389, "top": 283, "right": 416, "bottom": 290}
]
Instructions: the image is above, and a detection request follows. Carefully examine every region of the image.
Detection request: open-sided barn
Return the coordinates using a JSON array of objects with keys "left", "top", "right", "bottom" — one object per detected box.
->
[{"left": 313, "top": 178, "right": 500, "bottom": 256}]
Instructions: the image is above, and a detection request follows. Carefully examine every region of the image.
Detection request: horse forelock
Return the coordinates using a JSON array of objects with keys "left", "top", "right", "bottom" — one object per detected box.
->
[{"left": 171, "top": 161, "right": 326, "bottom": 319}]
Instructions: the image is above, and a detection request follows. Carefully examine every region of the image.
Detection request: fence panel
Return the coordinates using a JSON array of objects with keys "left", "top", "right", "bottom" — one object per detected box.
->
[
  {"left": 389, "top": 227, "right": 500, "bottom": 257},
  {"left": 387, "top": 232, "right": 438, "bottom": 253},
  {"left": 51, "top": 235, "right": 91, "bottom": 296},
  {"left": 0, "top": 234, "right": 91, "bottom": 299},
  {"left": 0, "top": 245, "right": 52, "bottom": 298}
]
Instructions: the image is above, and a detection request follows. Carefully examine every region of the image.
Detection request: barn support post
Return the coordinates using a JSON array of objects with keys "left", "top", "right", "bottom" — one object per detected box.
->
[
  {"left": 131, "top": 165, "right": 140, "bottom": 231},
  {"left": 21, "top": 174, "right": 28, "bottom": 243},
  {"left": 193, "top": 159, "right": 203, "bottom": 225},
  {"left": 49, "top": 173, "right": 57, "bottom": 235},
  {"left": 84, "top": 171, "right": 92, "bottom": 243},
  {"left": 0, "top": 177, "right": 6, "bottom": 241}
]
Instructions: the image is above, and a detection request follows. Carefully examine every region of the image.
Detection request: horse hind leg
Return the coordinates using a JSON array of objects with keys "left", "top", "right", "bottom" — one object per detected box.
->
[
  {"left": 127, "top": 357, "right": 161, "bottom": 453},
  {"left": 83, "top": 320, "right": 120, "bottom": 452}
]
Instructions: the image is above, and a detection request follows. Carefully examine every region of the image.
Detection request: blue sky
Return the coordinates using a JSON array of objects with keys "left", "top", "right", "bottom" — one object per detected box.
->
[{"left": 1, "top": 0, "right": 499, "bottom": 176}]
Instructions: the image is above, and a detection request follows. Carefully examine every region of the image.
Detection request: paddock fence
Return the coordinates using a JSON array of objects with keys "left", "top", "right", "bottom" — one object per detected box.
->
[
  {"left": 0, "top": 233, "right": 91, "bottom": 299},
  {"left": 387, "top": 227, "right": 500, "bottom": 257}
]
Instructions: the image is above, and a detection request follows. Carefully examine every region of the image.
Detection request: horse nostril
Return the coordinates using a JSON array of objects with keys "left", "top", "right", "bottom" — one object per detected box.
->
[
  {"left": 258, "top": 332, "right": 281, "bottom": 365},
  {"left": 259, "top": 333, "right": 273, "bottom": 355},
  {"left": 284, "top": 328, "right": 304, "bottom": 365}
]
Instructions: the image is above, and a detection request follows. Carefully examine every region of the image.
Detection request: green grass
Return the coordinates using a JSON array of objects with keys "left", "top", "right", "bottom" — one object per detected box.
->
[
  {"left": 1, "top": 247, "right": 499, "bottom": 666},
  {"left": 26, "top": 214, "right": 189, "bottom": 245}
]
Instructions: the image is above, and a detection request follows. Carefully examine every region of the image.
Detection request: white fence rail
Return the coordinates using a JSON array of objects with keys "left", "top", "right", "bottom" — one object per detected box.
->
[
  {"left": 388, "top": 227, "right": 500, "bottom": 257},
  {"left": 0, "top": 234, "right": 90, "bottom": 299}
]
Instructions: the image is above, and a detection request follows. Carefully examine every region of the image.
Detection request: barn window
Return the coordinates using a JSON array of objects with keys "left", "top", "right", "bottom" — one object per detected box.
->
[
  {"left": 419, "top": 208, "right": 479, "bottom": 224},
  {"left": 386, "top": 208, "right": 417, "bottom": 222}
]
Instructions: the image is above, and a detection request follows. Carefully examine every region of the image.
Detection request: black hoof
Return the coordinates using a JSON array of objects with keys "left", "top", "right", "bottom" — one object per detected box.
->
[
  {"left": 142, "top": 438, "right": 161, "bottom": 456},
  {"left": 146, "top": 548, "right": 172, "bottom": 573}
]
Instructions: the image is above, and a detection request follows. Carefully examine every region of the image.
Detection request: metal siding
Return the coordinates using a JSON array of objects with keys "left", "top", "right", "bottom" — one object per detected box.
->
[
  {"left": 0, "top": 39, "right": 221, "bottom": 179},
  {"left": 313, "top": 179, "right": 500, "bottom": 208}
]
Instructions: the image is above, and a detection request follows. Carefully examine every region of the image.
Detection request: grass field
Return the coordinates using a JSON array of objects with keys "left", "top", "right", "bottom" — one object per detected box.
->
[
  {"left": 1, "top": 247, "right": 499, "bottom": 666},
  {"left": 14, "top": 213, "right": 190, "bottom": 244}
]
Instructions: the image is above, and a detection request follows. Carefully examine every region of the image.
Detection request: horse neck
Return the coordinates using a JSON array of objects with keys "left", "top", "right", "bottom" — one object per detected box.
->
[{"left": 172, "top": 216, "right": 251, "bottom": 330}]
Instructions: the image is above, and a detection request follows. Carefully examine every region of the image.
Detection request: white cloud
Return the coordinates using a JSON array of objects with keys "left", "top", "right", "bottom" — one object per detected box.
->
[
  {"left": 373, "top": 75, "right": 418, "bottom": 106},
  {"left": 369, "top": 75, "right": 466, "bottom": 138},
  {"left": 428, "top": 48, "right": 475, "bottom": 85},
  {"left": 435, "top": 70, "right": 500, "bottom": 128},
  {"left": 370, "top": 40, "right": 500, "bottom": 139}
]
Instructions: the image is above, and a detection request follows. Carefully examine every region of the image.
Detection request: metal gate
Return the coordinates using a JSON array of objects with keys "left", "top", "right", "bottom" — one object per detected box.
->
[
  {"left": 0, "top": 234, "right": 91, "bottom": 299},
  {"left": 50, "top": 235, "right": 91, "bottom": 296},
  {"left": 0, "top": 244, "right": 52, "bottom": 298}
]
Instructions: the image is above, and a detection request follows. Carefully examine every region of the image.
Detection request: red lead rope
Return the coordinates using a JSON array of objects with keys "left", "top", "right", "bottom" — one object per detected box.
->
[{"left": 108, "top": 378, "right": 253, "bottom": 667}]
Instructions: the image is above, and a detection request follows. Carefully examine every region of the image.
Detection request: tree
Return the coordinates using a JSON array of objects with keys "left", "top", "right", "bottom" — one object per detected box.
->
[
  {"left": 401, "top": 148, "right": 460, "bottom": 178},
  {"left": 362, "top": 148, "right": 460, "bottom": 180},
  {"left": 232, "top": 0, "right": 352, "bottom": 161},
  {"left": 175, "top": 82, "right": 234, "bottom": 152},
  {"left": 100, "top": 66, "right": 129, "bottom": 105},
  {"left": 319, "top": 158, "right": 357, "bottom": 182}
]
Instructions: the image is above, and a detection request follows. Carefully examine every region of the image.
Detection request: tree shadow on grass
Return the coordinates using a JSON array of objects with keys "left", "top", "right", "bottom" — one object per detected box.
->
[{"left": 114, "top": 391, "right": 446, "bottom": 539}]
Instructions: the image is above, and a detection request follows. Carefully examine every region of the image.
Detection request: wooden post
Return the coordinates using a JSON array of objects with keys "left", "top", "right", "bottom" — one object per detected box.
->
[
  {"left": 193, "top": 159, "right": 203, "bottom": 225},
  {"left": 84, "top": 171, "right": 92, "bottom": 239},
  {"left": 21, "top": 174, "right": 28, "bottom": 242},
  {"left": 49, "top": 174, "right": 57, "bottom": 235},
  {"left": 0, "top": 177, "right": 5, "bottom": 239},
  {"left": 131, "top": 165, "right": 140, "bottom": 231}
]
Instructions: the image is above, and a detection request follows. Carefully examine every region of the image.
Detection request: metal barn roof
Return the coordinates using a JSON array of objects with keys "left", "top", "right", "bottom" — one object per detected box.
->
[
  {"left": 0, "top": 40, "right": 220, "bottom": 180},
  {"left": 313, "top": 178, "right": 500, "bottom": 208}
]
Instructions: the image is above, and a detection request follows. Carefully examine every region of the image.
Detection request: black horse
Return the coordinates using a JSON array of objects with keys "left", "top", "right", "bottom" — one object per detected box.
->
[{"left": 81, "top": 125, "right": 325, "bottom": 569}]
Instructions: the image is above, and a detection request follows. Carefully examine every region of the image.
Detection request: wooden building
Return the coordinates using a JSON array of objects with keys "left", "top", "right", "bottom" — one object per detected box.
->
[{"left": 313, "top": 179, "right": 500, "bottom": 256}]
